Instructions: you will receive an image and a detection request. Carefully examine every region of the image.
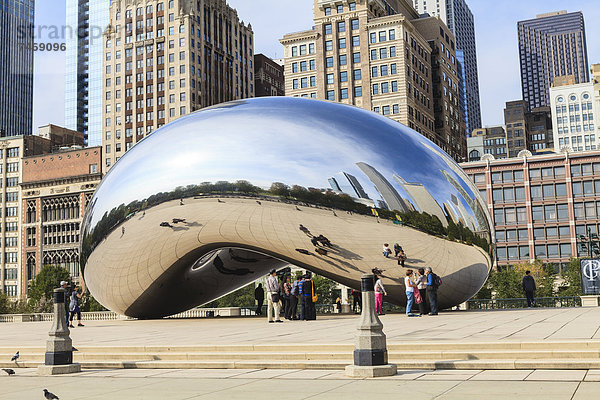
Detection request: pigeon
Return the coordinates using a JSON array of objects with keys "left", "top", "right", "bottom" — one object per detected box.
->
[
  {"left": 256, "top": 200, "right": 262, "bottom": 205},
  {"left": 2, "top": 368, "right": 14, "bottom": 376},
  {"left": 10, "top": 351, "right": 18, "bottom": 362},
  {"left": 43, "top": 389, "right": 59, "bottom": 399}
]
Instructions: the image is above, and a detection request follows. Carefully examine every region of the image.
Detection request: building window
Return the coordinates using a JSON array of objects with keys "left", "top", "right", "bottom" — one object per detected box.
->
[
  {"left": 327, "top": 90, "right": 335, "bottom": 101},
  {"left": 340, "top": 88, "right": 348, "bottom": 99},
  {"left": 324, "top": 24, "right": 332, "bottom": 35},
  {"left": 353, "top": 69, "right": 362, "bottom": 80},
  {"left": 354, "top": 86, "right": 362, "bottom": 97},
  {"left": 353, "top": 52, "right": 360, "bottom": 63},
  {"left": 326, "top": 57, "right": 333, "bottom": 68},
  {"left": 339, "top": 54, "right": 347, "bottom": 65},
  {"left": 338, "top": 21, "right": 345, "bottom": 32},
  {"left": 351, "top": 19, "right": 359, "bottom": 30}
]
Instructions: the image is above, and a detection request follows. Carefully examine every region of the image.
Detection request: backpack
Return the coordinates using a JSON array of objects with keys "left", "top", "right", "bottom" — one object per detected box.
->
[
  {"left": 291, "top": 281, "right": 299, "bottom": 296},
  {"left": 431, "top": 273, "right": 442, "bottom": 288}
]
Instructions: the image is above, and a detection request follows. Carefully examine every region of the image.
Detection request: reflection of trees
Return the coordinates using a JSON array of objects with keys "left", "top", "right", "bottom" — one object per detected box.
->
[{"left": 81, "top": 180, "right": 491, "bottom": 274}]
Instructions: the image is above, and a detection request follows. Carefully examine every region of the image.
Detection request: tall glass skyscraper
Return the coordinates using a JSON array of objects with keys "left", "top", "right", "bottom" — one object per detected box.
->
[
  {"left": 0, "top": 0, "right": 34, "bottom": 137},
  {"left": 518, "top": 11, "right": 589, "bottom": 110},
  {"left": 65, "top": 0, "right": 110, "bottom": 146},
  {"left": 411, "top": 0, "right": 482, "bottom": 134}
]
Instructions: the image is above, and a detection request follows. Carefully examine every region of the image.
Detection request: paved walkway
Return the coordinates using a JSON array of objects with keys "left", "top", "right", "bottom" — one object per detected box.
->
[
  {"left": 2, "top": 307, "right": 600, "bottom": 347},
  {"left": 1, "top": 368, "right": 599, "bottom": 399}
]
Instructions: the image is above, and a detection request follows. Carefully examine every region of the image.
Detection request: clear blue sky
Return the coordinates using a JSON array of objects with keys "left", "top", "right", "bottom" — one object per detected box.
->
[{"left": 32, "top": 0, "right": 600, "bottom": 132}]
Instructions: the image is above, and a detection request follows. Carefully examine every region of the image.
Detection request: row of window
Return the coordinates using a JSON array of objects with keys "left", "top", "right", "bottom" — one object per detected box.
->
[
  {"left": 556, "top": 125, "right": 595, "bottom": 134},
  {"left": 373, "top": 104, "right": 400, "bottom": 116},
  {"left": 497, "top": 243, "right": 571, "bottom": 261},
  {"left": 325, "top": 53, "right": 361, "bottom": 68},
  {"left": 574, "top": 201, "right": 600, "bottom": 220},
  {"left": 472, "top": 164, "right": 600, "bottom": 185},
  {"left": 3, "top": 285, "right": 17, "bottom": 297},
  {"left": 325, "top": 87, "right": 362, "bottom": 101},
  {"left": 497, "top": 226, "right": 571, "bottom": 242},
  {"left": 290, "top": 43, "right": 316, "bottom": 57},
  {"left": 291, "top": 59, "right": 315, "bottom": 73},
  {"left": 324, "top": 2, "right": 357, "bottom": 15},
  {"left": 369, "top": 29, "right": 396, "bottom": 44},
  {"left": 2, "top": 268, "right": 17, "bottom": 280},
  {"left": 323, "top": 19, "right": 359, "bottom": 35},
  {"left": 372, "top": 81, "right": 399, "bottom": 95},
  {"left": 555, "top": 101, "right": 593, "bottom": 114}
]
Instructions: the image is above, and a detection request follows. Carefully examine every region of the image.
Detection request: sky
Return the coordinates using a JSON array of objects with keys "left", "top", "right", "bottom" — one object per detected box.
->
[{"left": 31, "top": 0, "right": 600, "bottom": 132}]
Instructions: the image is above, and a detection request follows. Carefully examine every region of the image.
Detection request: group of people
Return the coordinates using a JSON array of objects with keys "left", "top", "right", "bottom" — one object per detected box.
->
[
  {"left": 382, "top": 243, "right": 407, "bottom": 267},
  {"left": 60, "top": 281, "right": 85, "bottom": 328},
  {"left": 372, "top": 267, "right": 440, "bottom": 317},
  {"left": 256, "top": 270, "right": 318, "bottom": 323}
]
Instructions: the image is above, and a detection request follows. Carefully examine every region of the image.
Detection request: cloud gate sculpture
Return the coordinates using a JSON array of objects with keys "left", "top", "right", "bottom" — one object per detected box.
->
[{"left": 80, "top": 97, "right": 494, "bottom": 318}]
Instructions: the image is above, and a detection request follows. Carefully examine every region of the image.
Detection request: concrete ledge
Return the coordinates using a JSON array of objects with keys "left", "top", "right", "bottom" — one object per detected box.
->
[
  {"left": 580, "top": 296, "right": 600, "bottom": 307},
  {"left": 345, "top": 364, "right": 397, "bottom": 378},
  {"left": 37, "top": 363, "right": 81, "bottom": 375}
]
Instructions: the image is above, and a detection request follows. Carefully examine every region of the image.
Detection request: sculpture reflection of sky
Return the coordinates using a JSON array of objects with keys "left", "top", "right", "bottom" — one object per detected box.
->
[{"left": 86, "top": 97, "right": 487, "bottom": 234}]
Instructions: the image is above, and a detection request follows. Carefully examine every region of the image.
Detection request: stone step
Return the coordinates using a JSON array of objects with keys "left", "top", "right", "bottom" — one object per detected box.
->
[{"left": 4, "top": 359, "right": 600, "bottom": 371}]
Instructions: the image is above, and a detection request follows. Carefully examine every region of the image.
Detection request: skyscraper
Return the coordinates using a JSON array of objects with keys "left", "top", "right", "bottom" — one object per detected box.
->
[
  {"left": 65, "top": 0, "right": 110, "bottom": 146},
  {"left": 518, "top": 11, "right": 589, "bottom": 110},
  {"left": 280, "top": 0, "right": 466, "bottom": 162},
  {"left": 0, "top": 0, "right": 34, "bottom": 137},
  {"left": 102, "top": 0, "right": 254, "bottom": 170},
  {"left": 411, "top": 0, "right": 482, "bottom": 133}
]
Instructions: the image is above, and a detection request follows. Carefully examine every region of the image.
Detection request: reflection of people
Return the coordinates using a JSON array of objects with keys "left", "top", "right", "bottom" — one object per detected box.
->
[
  {"left": 254, "top": 283, "right": 264, "bottom": 315},
  {"left": 522, "top": 270, "right": 536, "bottom": 307},
  {"left": 336, "top": 297, "right": 342, "bottom": 313},
  {"left": 60, "top": 281, "right": 70, "bottom": 325},
  {"left": 393, "top": 243, "right": 402, "bottom": 257},
  {"left": 397, "top": 249, "right": 406, "bottom": 267},
  {"left": 299, "top": 224, "right": 312, "bottom": 237},
  {"left": 382, "top": 243, "right": 391, "bottom": 258}
]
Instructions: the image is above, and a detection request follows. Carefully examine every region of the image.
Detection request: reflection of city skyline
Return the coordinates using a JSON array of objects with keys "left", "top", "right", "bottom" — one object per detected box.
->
[
  {"left": 441, "top": 169, "right": 487, "bottom": 236},
  {"left": 394, "top": 175, "right": 448, "bottom": 228},
  {"left": 355, "top": 162, "right": 413, "bottom": 213}
]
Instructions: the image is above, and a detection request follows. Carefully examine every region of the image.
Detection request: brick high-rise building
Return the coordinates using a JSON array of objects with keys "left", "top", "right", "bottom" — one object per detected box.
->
[
  {"left": 411, "top": 0, "right": 482, "bottom": 133},
  {"left": 0, "top": 126, "right": 84, "bottom": 298},
  {"left": 254, "top": 54, "right": 284, "bottom": 97},
  {"left": 280, "top": 0, "right": 466, "bottom": 162},
  {"left": 504, "top": 100, "right": 553, "bottom": 158},
  {"left": 518, "top": 11, "right": 589, "bottom": 110},
  {"left": 21, "top": 146, "right": 102, "bottom": 297},
  {"left": 102, "top": 0, "right": 254, "bottom": 171}
]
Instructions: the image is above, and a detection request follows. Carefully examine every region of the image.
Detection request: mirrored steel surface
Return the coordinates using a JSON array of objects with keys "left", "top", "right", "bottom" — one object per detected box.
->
[{"left": 81, "top": 97, "right": 494, "bottom": 318}]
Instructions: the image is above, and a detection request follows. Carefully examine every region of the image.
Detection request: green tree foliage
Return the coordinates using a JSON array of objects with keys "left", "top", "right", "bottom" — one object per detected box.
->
[
  {"left": 0, "top": 292, "right": 10, "bottom": 314},
  {"left": 480, "top": 260, "right": 556, "bottom": 299},
  {"left": 312, "top": 274, "right": 337, "bottom": 304},
  {"left": 80, "top": 292, "right": 108, "bottom": 312},
  {"left": 28, "top": 265, "right": 72, "bottom": 304},
  {"left": 558, "top": 258, "right": 583, "bottom": 296},
  {"left": 203, "top": 283, "right": 256, "bottom": 308}
]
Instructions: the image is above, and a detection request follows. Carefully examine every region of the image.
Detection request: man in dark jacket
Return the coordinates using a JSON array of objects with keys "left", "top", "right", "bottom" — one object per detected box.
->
[
  {"left": 301, "top": 272, "right": 316, "bottom": 320},
  {"left": 522, "top": 270, "right": 536, "bottom": 307},
  {"left": 254, "top": 283, "right": 264, "bottom": 315}
]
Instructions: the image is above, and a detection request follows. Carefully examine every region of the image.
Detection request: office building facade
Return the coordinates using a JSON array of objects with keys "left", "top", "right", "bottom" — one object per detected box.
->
[
  {"left": 280, "top": 0, "right": 466, "bottom": 162},
  {"left": 469, "top": 125, "right": 506, "bottom": 161},
  {"left": 254, "top": 54, "right": 284, "bottom": 97},
  {"left": 411, "top": 0, "right": 481, "bottom": 133},
  {"left": 0, "top": 126, "right": 84, "bottom": 298},
  {"left": 462, "top": 151, "right": 600, "bottom": 270},
  {"left": 102, "top": 0, "right": 254, "bottom": 170},
  {"left": 21, "top": 146, "right": 101, "bottom": 297},
  {"left": 550, "top": 64, "right": 600, "bottom": 153},
  {"left": 0, "top": 0, "right": 34, "bottom": 137},
  {"left": 504, "top": 100, "right": 553, "bottom": 158},
  {"left": 65, "top": 0, "right": 111, "bottom": 146},
  {"left": 518, "top": 11, "right": 589, "bottom": 110}
]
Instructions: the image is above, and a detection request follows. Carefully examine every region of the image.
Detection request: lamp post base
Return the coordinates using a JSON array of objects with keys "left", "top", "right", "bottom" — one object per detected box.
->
[{"left": 345, "top": 364, "right": 397, "bottom": 378}]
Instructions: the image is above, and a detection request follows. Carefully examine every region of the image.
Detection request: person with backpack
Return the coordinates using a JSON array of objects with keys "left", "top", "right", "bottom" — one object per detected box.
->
[
  {"left": 425, "top": 267, "right": 440, "bottom": 315},
  {"left": 301, "top": 272, "right": 316, "bottom": 320}
]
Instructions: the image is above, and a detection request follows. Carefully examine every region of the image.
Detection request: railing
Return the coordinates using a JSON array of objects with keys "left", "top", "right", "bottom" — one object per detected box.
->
[{"left": 467, "top": 296, "right": 582, "bottom": 310}]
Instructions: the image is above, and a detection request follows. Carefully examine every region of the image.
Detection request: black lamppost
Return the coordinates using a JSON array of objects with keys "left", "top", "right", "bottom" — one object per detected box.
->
[{"left": 577, "top": 228, "right": 600, "bottom": 258}]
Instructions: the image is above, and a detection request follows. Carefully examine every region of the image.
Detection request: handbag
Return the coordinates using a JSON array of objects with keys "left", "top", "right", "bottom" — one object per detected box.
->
[
  {"left": 311, "top": 280, "right": 318, "bottom": 303},
  {"left": 413, "top": 288, "right": 422, "bottom": 304},
  {"left": 272, "top": 292, "right": 280, "bottom": 303}
]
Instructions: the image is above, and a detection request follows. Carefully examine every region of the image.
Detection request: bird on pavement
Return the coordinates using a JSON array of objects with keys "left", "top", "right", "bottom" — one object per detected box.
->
[
  {"left": 2, "top": 368, "right": 15, "bottom": 376},
  {"left": 43, "top": 389, "right": 59, "bottom": 399},
  {"left": 10, "top": 351, "right": 19, "bottom": 362}
]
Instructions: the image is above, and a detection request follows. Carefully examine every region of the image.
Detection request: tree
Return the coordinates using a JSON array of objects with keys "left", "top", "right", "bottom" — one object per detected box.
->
[
  {"left": 559, "top": 258, "right": 583, "bottom": 296},
  {"left": 269, "top": 182, "right": 290, "bottom": 198},
  {"left": 80, "top": 292, "right": 107, "bottom": 312},
  {"left": 0, "top": 292, "right": 10, "bottom": 314},
  {"left": 203, "top": 283, "right": 256, "bottom": 308},
  {"left": 312, "top": 274, "right": 337, "bottom": 304},
  {"left": 28, "top": 265, "right": 72, "bottom": 304}
]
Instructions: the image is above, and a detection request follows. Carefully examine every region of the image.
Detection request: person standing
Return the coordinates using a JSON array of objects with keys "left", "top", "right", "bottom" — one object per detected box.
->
[
  {"left": 68, "top": 287, "right": 84, "bottom": 328},
  {"left": 374, "top": 271, "right": 387, "bottom": 315},
  {"left": 282, "top": 276, "right": 293, "bottom": 320},
  {"left": 415, "top": 268, "right": 428, "bottom": 315},
  {"left": 522, "top": 270, "right": 536, "bottom": 307},
  {"left": 254, "top": 283, "right": 264, "bottom": 315},
  {"left": 266, "top": 269, "right": 282, "bottom": 323},
  {"left": 290, "top": 276, "right": 301, "bottom": 320},
  {"left": 351, "top": 289, "right": 361, "bottom": 314},
  {"left": 404, "top": 270, "right": 419, "bottom": 316},
  {"left": 301, "top": 272, "right": 316, "bottom": 320},
  {"left": 425, "top": 267, "right": 439, "bottom": 315},
  {"left": 393, "top": 243, "right": 401, "bottom": 257},
  {"left": 60, "top": 281, "right": 70, "bottom": 325}
]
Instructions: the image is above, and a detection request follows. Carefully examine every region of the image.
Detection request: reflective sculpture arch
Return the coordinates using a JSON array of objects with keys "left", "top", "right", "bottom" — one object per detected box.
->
[{"left": 81, "top": 97, "right": 494, "bottom": 318}]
